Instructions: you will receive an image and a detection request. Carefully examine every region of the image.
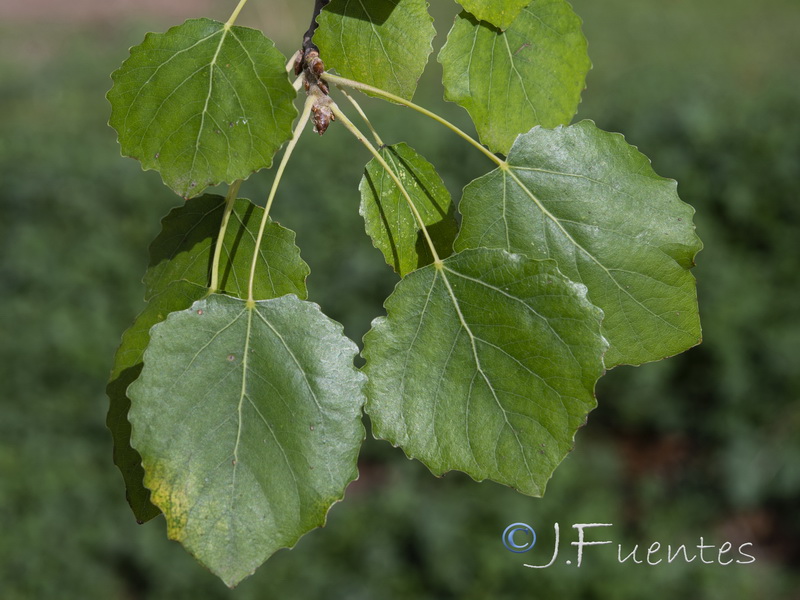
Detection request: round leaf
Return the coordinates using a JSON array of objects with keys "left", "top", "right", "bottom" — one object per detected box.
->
[
  {"left": 363, "top": 249, "right": 606, "bottom": 496},
  {"left": 128, "top": 294, "right": 366, "bottom": 587},
  {"left": 455, "top": 121, "right": 703, "bottom": 367},
  {"left": 315, "top": 0, "right": 435, "bottom": 100},
  {"left": 439, "top": 1, "right": 590, "bottom": 155},
  {"left": 108, "top": 19, "right": 297, "bottom": 198}
]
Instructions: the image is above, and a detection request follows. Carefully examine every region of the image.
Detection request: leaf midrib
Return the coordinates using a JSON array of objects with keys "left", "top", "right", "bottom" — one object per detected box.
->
[
  {"left": 121, "top": 25, "right": 220, "bottom": 140},
  {"left": 189, "top": 26, "right": 228, "bottom": 181},
  {"left": 504, "top": 168, "right": 687, "bottom": 336},
  {"left": 435, "top": 266, "right": 535, "bottom": 479},
  {"left": 232, "top": 305, "right": 252, "bottom": 474}
]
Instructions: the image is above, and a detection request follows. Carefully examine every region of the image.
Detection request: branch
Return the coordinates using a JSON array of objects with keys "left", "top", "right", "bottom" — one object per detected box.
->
[
  {"left": 295, "top": 0, "right": 334, "bottom": 134},
  {"left": 302, "top": 0, "right": 331, "bottom": 53}
]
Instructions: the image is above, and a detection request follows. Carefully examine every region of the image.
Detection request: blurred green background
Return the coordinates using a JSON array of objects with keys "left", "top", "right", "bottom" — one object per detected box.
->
[{"left": 2, "top": 0, "right": 799, "bottom": 597}]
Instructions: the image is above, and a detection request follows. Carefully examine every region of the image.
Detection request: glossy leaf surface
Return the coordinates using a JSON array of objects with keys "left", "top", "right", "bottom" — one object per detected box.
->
[
  {"left": 456, "top": 121, "right": 703, "bottom": 367},
  {"left": 439, "top": 1, "right": 590, "bottom": 154},
  {"left": 360, "top": 143, "right": 457, "bottom": 276},
  {"left": 128, "top": 294, "right": 366, "bottom": 587},
  {"left": 108, "top": 19, "right": 297, "bottom": 198},
  {"left": 363, "top": 248, "right": 606, "bottom": 496},
  {"left": 316, "top": 0, "right": 435, "bottom": 100}
]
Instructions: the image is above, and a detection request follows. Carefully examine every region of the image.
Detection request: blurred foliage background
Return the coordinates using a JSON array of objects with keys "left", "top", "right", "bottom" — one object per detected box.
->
[{"left": 1, "top": 0, "right": 799, "bottom": 597}]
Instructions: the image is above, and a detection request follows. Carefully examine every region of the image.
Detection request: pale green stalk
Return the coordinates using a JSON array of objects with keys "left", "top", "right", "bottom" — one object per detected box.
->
[
  {"left": 324, "top": 72, "right": 506, "bottom": 169},
  {"left": 225, "top": 0, "right": 249, "bottom": 28},
  {"left": 247, "top": 95, "right": 315, "bottom": 303},
  {"left": 210, "top": 179, "right": 242, "bottom": 292},
  {"left": 337, "top": 87, "right": 384, "bottom": 146}
]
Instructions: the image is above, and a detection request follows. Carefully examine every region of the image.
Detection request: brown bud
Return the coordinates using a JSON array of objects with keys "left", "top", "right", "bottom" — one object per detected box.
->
[
  {"left": 311, "top": 102, "right": 334, "bottom": 135},
  {"left": 293, "top": 50, "right": 303, "bottom": 76},
  {"left": 305, "top": 49, "right": 320, "bottom": 65}
]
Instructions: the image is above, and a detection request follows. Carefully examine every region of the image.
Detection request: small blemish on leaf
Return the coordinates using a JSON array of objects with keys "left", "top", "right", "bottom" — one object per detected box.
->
[
  {"left": 227, "top": 354, "right": 236, "bottom": 362},
  {"left": 197, "top": 309, "right": 203, "bottom": 315},
  {"left": 154, "top": 152, "right": 160, "bottom": 159},
  {"left": 513, "top": 42, "right": 531, "bottom": 56},
  {"left": 310, "top": 425, "right": 315, "bottom": 431}
]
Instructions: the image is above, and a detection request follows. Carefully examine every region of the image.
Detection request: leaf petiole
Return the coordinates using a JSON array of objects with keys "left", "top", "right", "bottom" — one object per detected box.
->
[
  {"left": 247, "top": 94, "right": 315, "bottom": 303},
  {"left": 286, "top": 50, "right": 301, "bottom": 73},
  {"left": 329, "top": 100, "right": 441, "bottom": 265},
  {"left": 323, "top": 72, "right": 506, "bottom": 169},
  {"left": 336, "top": 87, "right": 384, "bottom": 147},
  {"left": 209, "top": 179, "right": 242, "bottom": 293},
  {"left": 225, "top": 0, "right": 249, "bottom": 28}
]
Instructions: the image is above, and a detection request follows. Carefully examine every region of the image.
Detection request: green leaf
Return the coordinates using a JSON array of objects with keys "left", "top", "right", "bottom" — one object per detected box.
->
[
  {"left": 438, "top": 1, "right": 590, "bottom": 155},
  {"left": 144, "top": 194, "right": 309, "bottom": 301},
  {"left": 455, "top": 0, "right": 532, "bottom": 30},
  {"left": 363, "top": 249, "right": 606, "bottom": 496},
  {"left": 455, "top": 121, "right": 703, "bottom": 367},
  {"left": 108, "top": 19, "right": 297, "bottom": 198},
  {"left": 128, "top": 294, "right": 365, "bottom": 587},
  {"left": 107, "top": 281, "right": 208, "bottom": 522},
  {"left": 315, "top": 0, "right": 435, "bottom": 100},
  {"left": 108, "top": 194, "right": 309, "bottom": 522},
  {"left": 360, "top": 143, "right": 457, "bottom": 276}
]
